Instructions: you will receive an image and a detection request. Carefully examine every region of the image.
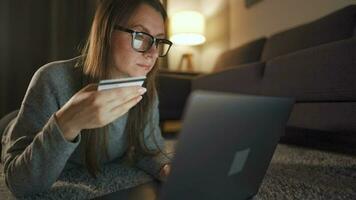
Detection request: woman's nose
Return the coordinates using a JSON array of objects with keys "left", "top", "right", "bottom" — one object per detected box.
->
[{"left": 144, "top": 43, "right": 159, "bottom": 58}]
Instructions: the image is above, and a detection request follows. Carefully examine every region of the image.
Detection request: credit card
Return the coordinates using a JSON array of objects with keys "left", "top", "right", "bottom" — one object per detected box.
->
[{"left": 97, "top": 76, "right": 146, "bottom": 91}]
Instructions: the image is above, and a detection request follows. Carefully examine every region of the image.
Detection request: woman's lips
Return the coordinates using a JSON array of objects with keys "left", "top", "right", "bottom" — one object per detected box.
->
[{"left": 137, "top": 64, "right": 151, "bottom": 70}]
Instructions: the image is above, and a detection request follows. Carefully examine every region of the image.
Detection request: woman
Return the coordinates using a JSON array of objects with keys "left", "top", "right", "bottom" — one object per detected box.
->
[{"left": 1, "top": 0, "right": 172, "bottom": 197}]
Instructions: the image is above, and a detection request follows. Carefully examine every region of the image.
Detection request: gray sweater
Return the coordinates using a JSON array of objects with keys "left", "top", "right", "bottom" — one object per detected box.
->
[{"left": 1, "top": 58, "right": 170, "bottom": 197}]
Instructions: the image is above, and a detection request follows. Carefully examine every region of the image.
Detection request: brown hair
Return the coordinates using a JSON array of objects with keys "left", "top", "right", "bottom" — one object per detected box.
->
[{"left": 77, "top": 0, "right": 167, "bottom": 177}]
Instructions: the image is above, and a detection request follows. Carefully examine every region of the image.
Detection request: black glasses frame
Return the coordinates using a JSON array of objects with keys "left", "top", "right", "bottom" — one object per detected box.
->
[{"left": 114, "top": 25, "right": 172, "bottom": 57}]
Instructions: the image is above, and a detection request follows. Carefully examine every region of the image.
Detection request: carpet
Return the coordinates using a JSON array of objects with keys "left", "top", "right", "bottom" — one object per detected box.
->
[
  {"left": 1, "top": 142, "right": 356, "bottom": 200},
  {"left": 0, "top": 163, "right": 154, "bottom": 200},
  {"left": 257, "top": 144, "right": 356, "bottom": 199}
]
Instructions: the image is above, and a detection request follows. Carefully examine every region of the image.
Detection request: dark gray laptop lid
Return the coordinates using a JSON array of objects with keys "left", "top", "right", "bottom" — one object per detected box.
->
[{"left": 160, "top": 90, "right": 294, "bottom": 200}]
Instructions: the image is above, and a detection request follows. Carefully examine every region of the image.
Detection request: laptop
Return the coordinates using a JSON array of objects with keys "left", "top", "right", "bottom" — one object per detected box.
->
[
  {"left": 159, "top": 90, "right": 294, "bottom": 200},
  {"left": 95, "top": 90, "right": 294, "bottom": 200}
]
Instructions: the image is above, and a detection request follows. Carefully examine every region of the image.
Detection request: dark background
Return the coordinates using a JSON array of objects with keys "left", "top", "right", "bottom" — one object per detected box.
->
[
  {"left": 0, "top": 0, "right": 97, "bottom": 117},
  {"left": 0, "top": 0, "right": 170, "bottom": 118}
]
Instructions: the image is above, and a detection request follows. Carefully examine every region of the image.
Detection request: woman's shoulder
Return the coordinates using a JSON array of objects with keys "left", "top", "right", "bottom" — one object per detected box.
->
[
  {"left": 35, "top": 57, "right": 80, "bottom": 78},
  {"left": 31, "top": 57, "right": 83, "bottom": 86},
  {"left": 27, "top": 57, "right": 84, "bottom": 98}
]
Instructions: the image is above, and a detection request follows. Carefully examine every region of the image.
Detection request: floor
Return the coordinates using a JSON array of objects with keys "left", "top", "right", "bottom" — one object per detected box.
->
[{"left": 161, "top": 126, "right": 356, "bottom": 199}]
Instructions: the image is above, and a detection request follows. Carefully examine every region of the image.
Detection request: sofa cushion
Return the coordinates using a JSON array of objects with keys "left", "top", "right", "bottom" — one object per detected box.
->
[
  {"left": 261, "top": 38, "right": 356, "bottom": 102},
  {"left": 158, "top": 74, "right": 193, "bottom": 121},
  {"left": 213, "top": 38, "right": 266, "bottom": 72},
  {"left": 193, "top": 62, "right": 265, "bottom": 95},
  {"left": 287, "top": 102, "right": 356, "bottom": 132},
  {"left": 262, "top": 5, "right": 356, "bottom": 61}
]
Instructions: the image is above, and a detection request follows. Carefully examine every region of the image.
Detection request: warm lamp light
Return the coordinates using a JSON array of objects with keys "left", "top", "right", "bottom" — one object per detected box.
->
[{"left": 170, "top": 11, "right": 206, "bottom": 46}]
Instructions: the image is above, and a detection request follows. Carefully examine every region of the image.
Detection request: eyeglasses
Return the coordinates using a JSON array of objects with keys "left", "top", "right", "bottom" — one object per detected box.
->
[{"left": 114, "top": 25, "right": 172, "bottom": 57}]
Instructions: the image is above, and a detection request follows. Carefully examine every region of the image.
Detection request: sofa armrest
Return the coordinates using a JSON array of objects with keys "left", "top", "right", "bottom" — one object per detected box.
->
[
  {"left": 192, "top": 62, "right": 265, "bottom": 94},
  {"left": 157, "top": 74, "right": 194, "bottom": 121},
  {"left": 159, "top": 69, "right": 203, "bottom": 77},
  {"left": 261, "top": 37, "right": 356, "bottom": 102}
]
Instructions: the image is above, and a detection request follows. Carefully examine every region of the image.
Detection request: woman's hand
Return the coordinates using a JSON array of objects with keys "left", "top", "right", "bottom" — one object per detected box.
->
[
  {"left": 55, "top": 84, "right": 146, "bottom": 141},
  {"left": 159, "top": 164, "right": 171, "bottom": 181}
]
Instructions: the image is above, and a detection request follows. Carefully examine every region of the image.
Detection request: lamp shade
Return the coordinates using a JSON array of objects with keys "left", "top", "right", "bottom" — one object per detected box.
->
[{"left": 170, "top": 11, "right": 206, "bottom": 46}]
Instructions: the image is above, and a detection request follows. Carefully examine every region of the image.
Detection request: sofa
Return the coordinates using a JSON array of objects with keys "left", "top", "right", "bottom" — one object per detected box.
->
[
  {"left": 158, "top": 5, "right": 356, "bottom": 134},
  {"left": 158, "top": 37, "right": 267, "bottom": 122}
]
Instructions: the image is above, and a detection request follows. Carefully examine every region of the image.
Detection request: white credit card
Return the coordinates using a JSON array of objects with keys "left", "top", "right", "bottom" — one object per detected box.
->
[{"left": 97, "top": 76, "right": 146, "bottom": 91}]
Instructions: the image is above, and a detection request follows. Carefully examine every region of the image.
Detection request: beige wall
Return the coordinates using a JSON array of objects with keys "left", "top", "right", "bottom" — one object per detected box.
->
[
  {"left": 167, "top": 0, "right": 355, "bottom": 72},
  {"left": 167, "top": 0, "right": 230, "bottom": 72},
  {"left": 167, "top": 0, "right": 202, "bottom": 71},
  {"left": 200, "top": 0, "right": 230, "bottom": 72},
  {"left": 229, "top": 0, "right": 356, "bottom": 47}
]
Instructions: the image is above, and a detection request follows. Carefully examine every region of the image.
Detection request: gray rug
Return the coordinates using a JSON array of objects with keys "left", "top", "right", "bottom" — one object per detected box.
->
[
  {"left": 257, "top": 144, "right": 356, "bottom": 199},
  {"left": 1, "top": 142, "right": 356, "bottom": 199},
  {"left": 0, "top": 163, "right": 154, "bottom": 200}
]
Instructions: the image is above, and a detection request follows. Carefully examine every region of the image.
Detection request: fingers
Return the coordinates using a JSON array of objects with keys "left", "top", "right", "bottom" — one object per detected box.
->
[
  {"left": 109, "top": 95, "right": 143, "bottom": 119},
  {"left": 81, "top": 84, "right": 98, "bottom": 92},
  {"left": 72, "top": 84, "right": 98, "bottom": 102},
  {"left": 79, "top": 84, "right": 145, "bottom": 107},
  {"left": 89, "top": 95, "right": 140, "bottom": 128},
  {"left": 76, "top": 84, "right": 146, "bottom": 126},
  {"left": 98, "top": 86, "right": 146, "bottom": 105},
  {"left": 102, "top": 93, "right": 139, "bottom": 113}
]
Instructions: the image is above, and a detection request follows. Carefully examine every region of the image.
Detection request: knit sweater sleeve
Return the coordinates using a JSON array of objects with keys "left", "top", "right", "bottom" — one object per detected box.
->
[
  {"left": 135, "top": 96, "right": 171, "bottom": 180},
  {"left": 1, "top": 64, "right": 81, "bottom": 197}
]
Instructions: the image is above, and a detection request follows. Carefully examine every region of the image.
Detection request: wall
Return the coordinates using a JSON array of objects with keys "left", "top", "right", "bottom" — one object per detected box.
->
[
  {"left": 229, "top": 0, "right": 356, "bottom": 47},
  {"left": 167, "top": 0, "right": 230, "bottom": 72},
  {"left": 167, "top": 0, "right": 202, "bottom": 71},
  {"left": 167, "top": 0, "right": 355, "bottom": 72},
  {"left": 201, "top": 0, "right": 230, "bottom": 72},
  {"left": 0, "top": 0, "right": 95, "bottom": 117}
]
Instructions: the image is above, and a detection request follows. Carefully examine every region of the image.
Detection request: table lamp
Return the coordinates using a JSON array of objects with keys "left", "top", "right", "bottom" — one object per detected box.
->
[{"left": 170, "top": 11, "right": 206, "bottom": 71}]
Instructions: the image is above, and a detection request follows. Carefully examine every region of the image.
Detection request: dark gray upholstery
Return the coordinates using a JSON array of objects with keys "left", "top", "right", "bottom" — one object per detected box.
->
[
  {"left": 261, "top": 5, "right": 356, "bottom": 61},
  {"left": 213, "top": 37, "right": 266, "bottom": 72},
  {"left": 261, "top": 37, "right": 356, "bottom": 102},
  {"left": 193, "top": 62, "right": 265, "bottom": 95},
  {"left": 158, "top": 5, "right": 356, "bottom": 134},
  {"left": 158, "top": 74, "right": 193, "bottom": 120},
  {"left": 158, "top": 38, "right": 267, "bottom": 122},
  {"left": 287, "top": 102, "right": 356, "bottom": 133},
  {"left": 192, "top": 5, "right": 356, "bottom": 133}
]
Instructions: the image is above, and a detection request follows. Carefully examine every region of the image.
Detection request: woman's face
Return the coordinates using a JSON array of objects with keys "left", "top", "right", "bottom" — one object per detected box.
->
[{"left": 110, "top": 4, "right": 165, "bottom": 78}]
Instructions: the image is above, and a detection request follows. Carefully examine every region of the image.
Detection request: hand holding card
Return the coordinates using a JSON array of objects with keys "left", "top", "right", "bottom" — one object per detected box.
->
[
  {"left": 57, "top": 78, "right": 147, "bottom": 141},
  {"left": 97, "top": 76, "right": 146, "bottom": 91}
]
